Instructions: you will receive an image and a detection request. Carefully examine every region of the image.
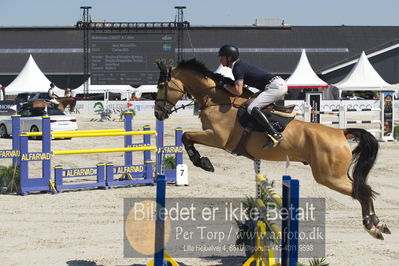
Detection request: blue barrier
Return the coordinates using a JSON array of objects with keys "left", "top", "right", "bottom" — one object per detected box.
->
[
  {"left": 147, "top": 174, "right": 179, "bottom": 266},
  {"left": 54, "top": 164, "right": 106, "bottom": 193},
  {"left": 0, "top": 115, "right": 21, "bottom": 164},
  {"left": 156, "top": 119, "right": 183, "bottom": 183},
  {"left": 243, "top": 171, "right": 300, "bottom": 266},
  {"left": 0, "top": 114, "right": 184, "bottom": 195}
]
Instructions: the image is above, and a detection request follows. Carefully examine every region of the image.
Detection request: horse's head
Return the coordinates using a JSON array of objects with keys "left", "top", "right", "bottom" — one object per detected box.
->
[
  {"left": 154, "top": 61, "right": 186, "bottom": 121},
  {"left": 155, "top": 59, "right": 223, "bottom": 120}
]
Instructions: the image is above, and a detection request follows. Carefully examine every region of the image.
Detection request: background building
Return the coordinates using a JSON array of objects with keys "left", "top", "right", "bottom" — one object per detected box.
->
[{"left": 0, "top": 24, "right": 398, "bottom": 96}]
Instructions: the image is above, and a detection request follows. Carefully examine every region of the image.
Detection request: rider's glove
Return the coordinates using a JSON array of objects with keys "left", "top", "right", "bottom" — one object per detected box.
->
[{"left": 214, "top": 77, "right": 225, "bottom": 88}]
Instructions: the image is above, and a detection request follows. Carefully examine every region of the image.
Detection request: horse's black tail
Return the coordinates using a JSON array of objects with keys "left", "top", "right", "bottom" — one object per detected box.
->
[{"left": 344, "top": 128, "right": 379, "bottom": 200}]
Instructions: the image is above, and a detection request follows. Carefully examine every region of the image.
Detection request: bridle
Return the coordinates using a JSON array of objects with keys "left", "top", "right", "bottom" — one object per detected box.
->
[
  {"left": 155, "top": 63, "right": 244, "bottom": 116},
  {"left": 155, "top": 71, "right": 194, "bottom": 116}
]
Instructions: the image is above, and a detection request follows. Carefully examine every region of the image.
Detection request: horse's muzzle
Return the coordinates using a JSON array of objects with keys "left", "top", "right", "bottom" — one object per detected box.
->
[{"left": 154, "top": 109, "right": 169, "bottom": 121}]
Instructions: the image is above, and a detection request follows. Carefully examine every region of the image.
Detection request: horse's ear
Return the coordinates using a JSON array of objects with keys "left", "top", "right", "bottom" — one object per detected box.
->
[
  {"left": 156, "top": 61, "right": 168, "bottom": 75},
  {"left": 168, "top": 67, "right": 173, "bottom": 79}
]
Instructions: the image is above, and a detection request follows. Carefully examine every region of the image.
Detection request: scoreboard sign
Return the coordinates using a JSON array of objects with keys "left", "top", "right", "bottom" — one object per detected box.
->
[{"left": 90, "top": 33, "right": 176, "bottom": 85}]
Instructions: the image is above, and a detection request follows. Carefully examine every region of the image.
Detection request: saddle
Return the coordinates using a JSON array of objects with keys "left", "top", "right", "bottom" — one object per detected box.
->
[{"left": 233, "top": 99, "right": 296, "bottom": 158}]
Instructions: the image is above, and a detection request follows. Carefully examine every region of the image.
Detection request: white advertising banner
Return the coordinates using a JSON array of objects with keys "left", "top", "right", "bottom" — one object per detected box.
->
[
  {"left": 285, "top": 100, "right": 381, "bottom": 113},
  {"left": 76, "top": 99, "right": 386, "bottom": 115},
  {"left": 65, "top": 100, "right": 194, "bottom": 116}
]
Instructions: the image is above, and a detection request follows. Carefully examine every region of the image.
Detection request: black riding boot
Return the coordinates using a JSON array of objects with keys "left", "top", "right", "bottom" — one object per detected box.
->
[{"left": 251, "top": 107, "right": 283, "bottom": 148}]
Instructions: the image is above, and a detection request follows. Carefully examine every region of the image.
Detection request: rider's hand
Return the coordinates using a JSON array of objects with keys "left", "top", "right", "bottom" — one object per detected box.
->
[{"left": 214, "top": 78, "right": 224, "bottom": 89}]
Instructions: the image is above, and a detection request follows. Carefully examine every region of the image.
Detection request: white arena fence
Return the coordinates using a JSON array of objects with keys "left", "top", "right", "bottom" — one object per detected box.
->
[
  {"left": 0, "top": 100, "right": 195, "bottom": 117},
  {"left": 61, "top": 99, "right": 399, "bottom": 119},
  {"left": 287, "top": 99, "right": 398, "bottom": 141},
  {"left": 0, "top": 99, "right": 398, "bottom": 125},
  {"left": 64, "top": 100, "right": 195, "bottom": 116}
]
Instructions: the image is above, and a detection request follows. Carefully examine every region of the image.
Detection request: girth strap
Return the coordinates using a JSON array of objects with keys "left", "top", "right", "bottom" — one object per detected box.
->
[{"left": 232, "top": 127, "right": 255, "bottom": 160}]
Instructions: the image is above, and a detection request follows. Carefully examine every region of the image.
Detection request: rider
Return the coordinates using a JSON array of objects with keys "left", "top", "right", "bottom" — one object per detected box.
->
[
  {"left": 218, "top": 44, "right": 288, "bottom": 147},
  {"left": 48, "top": 82, "right": 59, "bottom": 107}
]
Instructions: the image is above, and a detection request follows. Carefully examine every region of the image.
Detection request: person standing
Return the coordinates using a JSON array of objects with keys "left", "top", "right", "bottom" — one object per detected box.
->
[{"left": 64, "top": 88, "right": 73, "bottom": 97}]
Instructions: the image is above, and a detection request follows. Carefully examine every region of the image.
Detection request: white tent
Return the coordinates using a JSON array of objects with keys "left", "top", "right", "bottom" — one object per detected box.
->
[
  {"left": 135, "top": 85, "right": 157, "bottom": 93},
  {"left": 286, "top": 49, "right": 328, "bottom": 89},
  {"left": 334, "top": 51, "right": 395, "bottom": 91},
  {"left": 5, "top": 55, "right": 57, "bottom": 96},
  {"left": 74, "top": 78, "right": 134, "bottom": 94},
  {"left": 393, "top": 84, "right": 399, "bottom": 99}
]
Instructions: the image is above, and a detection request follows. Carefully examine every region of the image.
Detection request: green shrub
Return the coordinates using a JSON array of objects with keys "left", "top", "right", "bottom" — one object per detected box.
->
[
  {"left": 0, "top": 165, "right": 20, "bottom": 193},
  {"left": 235, "top": 196, "right": 257, "bottom": 249},
  {"left": 235, "top": 181, "right": 278, "bottom": 250},
  {"left": 119, "top": 109, "right": 136, "bottom": 121},
  {"left": 164, "top": 156, "right": 176, "bottom": 170},
  {"left": 297, "top": 257, "right": 329, "bottom": 266},
  {"left": 394, "top": 126, "right": 399, "bottom": 140}
]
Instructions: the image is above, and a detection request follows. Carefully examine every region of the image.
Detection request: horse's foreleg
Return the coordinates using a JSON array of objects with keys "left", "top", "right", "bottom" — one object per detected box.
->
[{"left": 182, "top": 130, "right": 222, "bottom": 172}]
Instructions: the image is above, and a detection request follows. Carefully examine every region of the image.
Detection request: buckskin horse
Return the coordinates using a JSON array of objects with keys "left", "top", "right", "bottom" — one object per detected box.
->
[
  {"left": 21, "top": 97, "right": 76, "bottom": 112},
  {"left": 154, "top": 59, "right": 391, "bottom": 240}
]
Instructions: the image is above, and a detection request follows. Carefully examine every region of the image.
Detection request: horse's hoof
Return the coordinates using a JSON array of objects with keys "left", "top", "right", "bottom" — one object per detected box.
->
[
  {"left": 200, "top": 157, "right": 214, "bottom": 172},
  {"left": 376, "top": 223, "right": 391, "bottom": 234},
  {"left": 365, "top": 226, "right": 384, "bottom": 240}
]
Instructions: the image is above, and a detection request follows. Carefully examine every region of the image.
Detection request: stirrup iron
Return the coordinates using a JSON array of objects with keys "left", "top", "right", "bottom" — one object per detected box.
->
[
  {"left": 263, "top": 134, "right": 281, "bottom": 149},
  {"left": 268, "top": 134, "right": 280, "bottom": 147}
]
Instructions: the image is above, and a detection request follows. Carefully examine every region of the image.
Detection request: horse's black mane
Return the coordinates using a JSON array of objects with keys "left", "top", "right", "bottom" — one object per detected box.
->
[
  {"left": 176, "top": 58, "right": 254, "bottom": 97},
  {"left": 177, "top": 58, "right": 212, "bottom": 76},
  {"left": 177, "top": 58, "right": 224, "bottom": 82}
]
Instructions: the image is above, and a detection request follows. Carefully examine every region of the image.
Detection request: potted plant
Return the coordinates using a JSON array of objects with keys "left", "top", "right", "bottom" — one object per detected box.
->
[
  {"left": 235, "top": 181, "right": 278, "bottom": 259},
  {"left": 119, "top": 108, "right": 136, "bottom": 121},
  {"left": 394, "top": 125, "right": 399, "bottom": 141},
  {"left": 235, "top": 196, "right": 258, "bottom": 258},
  {"left": 0, "top": 165, "right": 20, "bottom": 193},
  {"left": 164, "top": 156, "right": 176, "bottom": 170},
  {"left": 297, "top": 257, "right": 329, "bottom": 266}
]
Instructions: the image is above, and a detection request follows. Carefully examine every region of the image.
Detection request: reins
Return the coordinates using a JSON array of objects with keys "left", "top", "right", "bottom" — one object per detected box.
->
[
  {"left": 156, "top": 66, "right": 248, "bottom": 115},
  {"left": 198, "top": 98, "right": 244, "bottom": 112},
  {"left": 155, "top": 79, "right": 196, "bottom": 116}
]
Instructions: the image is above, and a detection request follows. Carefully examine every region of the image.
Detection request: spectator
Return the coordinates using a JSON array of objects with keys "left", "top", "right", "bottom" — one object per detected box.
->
[
  {"left": 349, "top": 92, "right": 358, "bottom": 100},
  {"left": 130, "top": 93, "right": 138, "bottom": 101},
  {"left": 64, "top": 88, "right": 73, "bottom": 97}
]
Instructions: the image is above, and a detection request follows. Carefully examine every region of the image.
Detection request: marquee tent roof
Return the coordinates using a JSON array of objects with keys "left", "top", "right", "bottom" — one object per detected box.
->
[
  {"left": 333, "top": 51, "right": 395, "bottom": 91},
  {"left": 135, "top": 85, "right": 157, "bottom": 93},
  {"left": 286, "top": 49, "right": 328, "bottom": 89},
  {"left": 5, "top": 55, "right": 56, "bottom": 95},
  {"left": 74, "top": 78, "right": 134, "bottom": 94}
]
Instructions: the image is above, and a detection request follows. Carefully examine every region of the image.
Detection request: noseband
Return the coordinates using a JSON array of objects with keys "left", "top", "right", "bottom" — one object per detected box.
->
[{"left": 155, "top": 75, "right": 187, "bottom": 116}]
